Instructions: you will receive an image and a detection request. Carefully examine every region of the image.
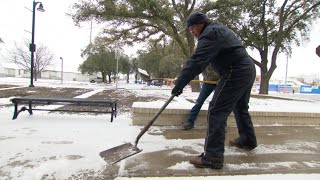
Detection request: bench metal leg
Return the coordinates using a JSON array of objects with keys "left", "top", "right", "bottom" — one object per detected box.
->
[
  {"left": 111, "top": 112, "right": 114, "bottom": 122},
  {"left": 12, "top": 103, "right": 18, "bottom": 120},
  {"left": 12, "top": 104, "right": 28, "bottom": 120},
  {"left": 110, "top": 102, "right": 117, "bottom": 122},
  {"left": 28, "top": 102, "right": 33, "bottom": 115}
]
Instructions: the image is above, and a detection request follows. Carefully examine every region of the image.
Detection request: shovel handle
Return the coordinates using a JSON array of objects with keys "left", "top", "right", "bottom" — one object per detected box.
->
[{"left": 134, "top": 94, "right": 175, "bottom": 146}]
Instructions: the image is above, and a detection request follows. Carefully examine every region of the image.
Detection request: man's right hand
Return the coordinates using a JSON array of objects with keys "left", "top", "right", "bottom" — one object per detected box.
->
[{"left": 171, "top": 86, "right": 183, "bottom": 96}]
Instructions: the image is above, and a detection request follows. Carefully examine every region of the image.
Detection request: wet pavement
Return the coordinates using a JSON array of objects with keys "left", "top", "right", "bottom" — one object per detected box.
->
[{"left": 102, "top": 126, "right": 320, "bottom": 179}]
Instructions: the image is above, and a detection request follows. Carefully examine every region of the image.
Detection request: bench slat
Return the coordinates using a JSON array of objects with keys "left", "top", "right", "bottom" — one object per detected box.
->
[{"left": 11, "top": 97, "right": 116, "bottom": 104}]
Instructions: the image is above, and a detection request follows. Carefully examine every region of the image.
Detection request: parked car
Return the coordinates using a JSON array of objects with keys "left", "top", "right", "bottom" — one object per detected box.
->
[{"left": 89, "top": 77, "right": 103, "bottom": 83}]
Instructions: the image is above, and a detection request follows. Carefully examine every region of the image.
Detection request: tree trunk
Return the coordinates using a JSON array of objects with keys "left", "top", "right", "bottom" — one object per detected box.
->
[
  {"left": 108, "top": 74, "right": 111, "bottom": 83},
  {"left": 134, "top": 72, "right": 138, "bottom": 82},
  {"left": 34, "top": 69, "right": 38, "bottom": 81},
  {"left": 185, "top": 31, "right": 201, "bottom": 92},
  {"left": 258, "top": 44, "right": 279, "bottom": 95},
  {"left": 102, "top": 72, "right": 107, "bottom": 83},
  {"left": 259, "top": 71, "right": 270, "bottom": 94},
  {"left": 126, "top": 73, "right": 130, "bottom": 83}
]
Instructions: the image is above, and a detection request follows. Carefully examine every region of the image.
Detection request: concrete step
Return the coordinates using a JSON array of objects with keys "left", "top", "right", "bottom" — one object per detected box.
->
[{"left": 132, "top": 105, "right": 320, "bottom": 126}]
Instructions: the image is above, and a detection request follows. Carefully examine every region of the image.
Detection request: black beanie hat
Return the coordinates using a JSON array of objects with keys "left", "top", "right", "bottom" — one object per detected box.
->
[{"left": 186, "top": 11, "right": 209, "bottom": 28}]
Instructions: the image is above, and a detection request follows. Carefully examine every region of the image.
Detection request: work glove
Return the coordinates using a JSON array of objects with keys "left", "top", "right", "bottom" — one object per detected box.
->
[{"left": 171, "top": 86, "right": 183, "bottom": 97}]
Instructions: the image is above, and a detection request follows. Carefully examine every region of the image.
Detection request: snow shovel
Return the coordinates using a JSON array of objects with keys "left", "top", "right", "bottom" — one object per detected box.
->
[{"left": 99, "top": 94, "right": 175, "bottom": 165}]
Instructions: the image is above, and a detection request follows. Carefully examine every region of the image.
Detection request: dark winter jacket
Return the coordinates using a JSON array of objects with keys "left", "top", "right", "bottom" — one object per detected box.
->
[{"left": 175, "top": 22, "right": 251, "bottom": 89}]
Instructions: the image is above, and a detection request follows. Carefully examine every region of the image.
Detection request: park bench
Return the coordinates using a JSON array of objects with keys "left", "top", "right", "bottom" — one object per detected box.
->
[{"left": 10, "top": 97, "right": 117, "bottom": 122}]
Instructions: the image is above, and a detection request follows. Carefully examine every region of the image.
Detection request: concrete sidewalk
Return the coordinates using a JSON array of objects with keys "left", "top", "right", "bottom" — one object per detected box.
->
[
  {"left": 115, "top": 174, "right": 320, "bottom": 180},
  {"left": 101, "top": 126, "right": 320, "bottom": 179}
]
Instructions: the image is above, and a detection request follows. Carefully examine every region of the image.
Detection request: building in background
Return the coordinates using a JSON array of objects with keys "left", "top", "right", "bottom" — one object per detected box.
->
[{"left": 0, "top": 62, "right": 97, "bottom": 82}]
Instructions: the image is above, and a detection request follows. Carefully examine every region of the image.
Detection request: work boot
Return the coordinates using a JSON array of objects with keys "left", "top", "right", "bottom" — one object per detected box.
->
[
  {"left": 180, "top": 120, "right": 194, "bottom": 130},
  {"left": 229, "top": 137, "right": 257, "bottom": 150},
  {"left": 189, "top": 153, "right": 223, "bottom": 169}
]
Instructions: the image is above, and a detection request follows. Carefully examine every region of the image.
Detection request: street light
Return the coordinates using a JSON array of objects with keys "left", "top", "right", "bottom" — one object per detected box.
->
[
  {"left": 29, "top": 0, "right": 45, "bottom": 87},
  {"left": 60, "top": 57, "right": 64, "bottom": 84},
  {"left": 285, "top": 53, "right": 289, "bottom": 93}
]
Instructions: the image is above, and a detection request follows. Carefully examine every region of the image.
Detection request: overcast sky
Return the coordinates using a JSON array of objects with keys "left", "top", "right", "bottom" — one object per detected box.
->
[{"left": 0, "top": 0, "right": 319, "bottom": 78}]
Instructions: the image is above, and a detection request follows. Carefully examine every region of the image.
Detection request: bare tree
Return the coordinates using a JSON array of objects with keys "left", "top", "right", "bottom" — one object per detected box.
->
[
  {"left": 296, "top": 76, "right": 307, "bottom": 85},
  {"left": 297, "top": 74, "right": 320, "bottom": 86},
  {"left": 10, "top": 41, "right": 55, "bottom": 81}
]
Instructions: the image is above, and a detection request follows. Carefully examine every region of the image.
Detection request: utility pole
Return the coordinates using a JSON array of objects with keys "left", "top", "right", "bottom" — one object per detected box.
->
[
  {"left": 285, "top": 54, "right": 289, "bottom": 93},
  {"left": 115, "top": 46, "right": 120, "bottom": 89},
  {"left": 89, "top": 19, "right": 93, "bottom": 44}
]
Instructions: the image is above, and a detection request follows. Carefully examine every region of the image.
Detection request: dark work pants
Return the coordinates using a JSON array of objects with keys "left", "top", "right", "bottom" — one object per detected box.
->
[
  {"left": 204, "top": 61, "right": 257, "bottom": 158},
  {"left": 188, "top": 83, "right": 216, "bottom": 125}
]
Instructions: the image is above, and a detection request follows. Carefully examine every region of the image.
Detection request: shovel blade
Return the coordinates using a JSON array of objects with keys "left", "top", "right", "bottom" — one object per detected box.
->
[{"left": 99, "top": 143, "right": 142, "bottom": 165}]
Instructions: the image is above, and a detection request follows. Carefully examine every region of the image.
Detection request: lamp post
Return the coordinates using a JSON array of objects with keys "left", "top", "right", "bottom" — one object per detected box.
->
[
  {"left": 29, "top": 0, "right": 45, "bottom": 87},
  {"left": 60, "top": 57, "right": 63, "bottom": 84},
  {"left": 285, "top": 54, "right": 289, "bottom": 93}
]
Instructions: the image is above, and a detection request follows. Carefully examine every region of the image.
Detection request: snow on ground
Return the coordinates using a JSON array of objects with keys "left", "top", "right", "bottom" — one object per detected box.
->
[{"left": 0, "top": 77, "right": 320, "bottom": 179}]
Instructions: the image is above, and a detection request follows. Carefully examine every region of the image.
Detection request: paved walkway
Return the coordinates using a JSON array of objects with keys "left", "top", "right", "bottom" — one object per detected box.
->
[{"left": 102, "top": 126, "right": 320, "bottom": 179}]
